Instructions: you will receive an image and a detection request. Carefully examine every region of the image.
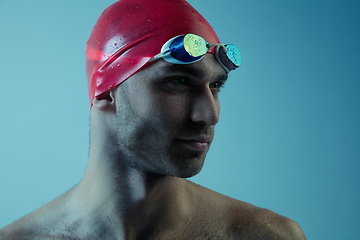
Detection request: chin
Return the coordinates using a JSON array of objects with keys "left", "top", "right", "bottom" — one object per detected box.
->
[
  {"left": 173, "top": 155, "right": 206, "bottom": 178},
  {"left": 144, "top": 147, "right": 208, "bottom": 178},
  {"left": 179, "top": 169, "right": 202, "bottom": 179}
]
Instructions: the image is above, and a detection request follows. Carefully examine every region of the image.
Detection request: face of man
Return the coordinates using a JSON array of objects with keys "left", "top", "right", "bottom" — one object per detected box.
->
[{"left": 109, "top": 54, "right": 228, "bottom": 178}]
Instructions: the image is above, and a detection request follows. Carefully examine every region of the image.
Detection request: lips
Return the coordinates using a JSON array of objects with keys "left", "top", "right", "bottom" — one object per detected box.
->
[{"left": 178, "top": 135, "right": 212, "bottom": 151}]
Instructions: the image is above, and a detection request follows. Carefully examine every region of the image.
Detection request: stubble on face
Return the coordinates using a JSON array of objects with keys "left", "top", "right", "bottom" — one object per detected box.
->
[{"left": 110, "top": 75, "right": 214, "bottom": 178}]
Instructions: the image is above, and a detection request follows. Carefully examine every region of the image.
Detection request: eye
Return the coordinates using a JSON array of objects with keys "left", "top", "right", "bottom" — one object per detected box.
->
[
  {"left": 160, "top": 77, "right": 192, "bottom": 93},
  {"left": 165, "top": 78, "right": 189, "bottom": 87},
  {"left": 170, "top": 78, "right": 185, "bottom": 85},
  {"left": 209, "top": 81, "right": 225, "bottom": 92}
]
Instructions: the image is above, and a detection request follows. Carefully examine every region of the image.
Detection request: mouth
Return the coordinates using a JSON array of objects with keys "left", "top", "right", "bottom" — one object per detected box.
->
[{"left": 178, "top": 136, "right": 212, "bottom": 152}]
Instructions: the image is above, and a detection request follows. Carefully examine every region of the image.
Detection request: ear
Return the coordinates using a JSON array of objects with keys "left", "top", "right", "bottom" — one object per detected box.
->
[{"left": 92, "top": 90, "right": 116, "bottom": 111}]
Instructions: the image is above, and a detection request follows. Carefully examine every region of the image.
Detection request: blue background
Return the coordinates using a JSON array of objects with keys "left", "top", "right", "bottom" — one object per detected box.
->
[{"left": 0, "top": 0, "right": 359, "bottom": 239}]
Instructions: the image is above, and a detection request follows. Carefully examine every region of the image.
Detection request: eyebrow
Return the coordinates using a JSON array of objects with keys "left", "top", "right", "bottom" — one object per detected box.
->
[{"left": 157, "top": 64, "right": 228, "bottom": 82}]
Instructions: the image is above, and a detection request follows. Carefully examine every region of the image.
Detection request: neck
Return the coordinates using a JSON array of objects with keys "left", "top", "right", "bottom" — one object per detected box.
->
[{"left": 66, "top": 138, "right": 187, "bottom": 239}]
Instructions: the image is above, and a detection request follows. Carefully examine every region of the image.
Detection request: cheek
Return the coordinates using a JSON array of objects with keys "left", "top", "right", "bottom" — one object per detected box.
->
[
  {"left": 155, "top": 95, "right": 189, "bottom": 122},
  {"left": 123, "top": 80, "right": 190, "bottom": 123},
  {"left": 124, "top": 81, "right": 154, "bottom": 116}
]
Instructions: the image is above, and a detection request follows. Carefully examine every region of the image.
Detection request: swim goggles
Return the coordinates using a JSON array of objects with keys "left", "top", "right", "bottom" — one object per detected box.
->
[{"left": 150, "top": 33, "right": 241, "bottom": 73}]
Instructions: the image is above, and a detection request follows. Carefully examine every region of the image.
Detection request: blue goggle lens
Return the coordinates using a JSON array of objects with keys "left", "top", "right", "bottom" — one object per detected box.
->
[
  {"left": 169, "top": 35, "right": 204, "bottom": 63},
  {"left": 225, "top": 44, "right": 242, "bottom": 67}
]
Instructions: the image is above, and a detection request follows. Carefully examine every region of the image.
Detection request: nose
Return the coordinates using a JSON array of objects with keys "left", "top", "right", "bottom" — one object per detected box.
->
[{"left": 190, "top": 87, "right": 220, "bottom": 126}]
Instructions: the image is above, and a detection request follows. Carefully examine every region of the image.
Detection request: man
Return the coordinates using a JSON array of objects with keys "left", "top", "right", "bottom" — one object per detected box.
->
[{"left": 0, "top": 0, "right": 307, "bottom": 239}]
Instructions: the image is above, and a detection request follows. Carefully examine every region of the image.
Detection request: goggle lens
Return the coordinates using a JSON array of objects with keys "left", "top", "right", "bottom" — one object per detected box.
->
[
  {"left": 169, "top": 34, "right": 204, "bottom": 63},
  {"left": 225, "top": 44, "right": 242, "bottom": 67},
  {"left": 183, "top": 34, "right": 208, "bottom": 57}
]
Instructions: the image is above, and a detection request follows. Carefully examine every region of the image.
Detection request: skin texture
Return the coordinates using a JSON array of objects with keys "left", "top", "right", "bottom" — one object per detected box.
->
[{"left": 0, "top": 54, "right": 307, "bottom": 240}]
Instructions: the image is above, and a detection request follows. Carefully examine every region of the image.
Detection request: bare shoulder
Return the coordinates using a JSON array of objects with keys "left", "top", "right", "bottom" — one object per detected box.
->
[
  {"left": 232, "top": 206, "right": 307, "bottom": 240},
  {"left": 0, "top": 211, "right": 72, "bottom": 240},
  {"left": 0, "top": 222, "right": 60, "bottom": 240},
  {"left": 0, "top": 216, "right": 38, "bottom": 240},
  {"left": 0, "top": 194, "right": 71, "bottom": 240},
  {"left": 185, "top": 180, "right": 307, "bottom": 240}
]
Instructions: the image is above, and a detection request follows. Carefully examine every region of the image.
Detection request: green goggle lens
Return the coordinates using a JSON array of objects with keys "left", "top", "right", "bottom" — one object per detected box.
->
[{"left": 183, "top": 34, "right": 208, "bottom": 57}]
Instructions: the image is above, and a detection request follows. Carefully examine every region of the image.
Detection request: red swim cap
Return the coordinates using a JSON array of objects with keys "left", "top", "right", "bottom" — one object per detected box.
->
[{"left": 86, "top": 0, "right": 220, "bottom": 105}]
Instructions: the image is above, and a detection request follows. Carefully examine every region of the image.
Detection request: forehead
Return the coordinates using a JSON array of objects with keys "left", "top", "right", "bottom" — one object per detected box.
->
[{"left": 142, "top": 54, "right": 228, "bottom": 82}]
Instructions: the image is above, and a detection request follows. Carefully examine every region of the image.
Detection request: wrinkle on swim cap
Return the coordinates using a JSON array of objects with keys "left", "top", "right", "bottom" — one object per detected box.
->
[{"left": 86, "top": 0, "right": 220, "bottom": 105}]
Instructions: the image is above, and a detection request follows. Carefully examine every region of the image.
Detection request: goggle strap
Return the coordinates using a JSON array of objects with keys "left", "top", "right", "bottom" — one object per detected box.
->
[{"left": 150, "top": 50, "right": 172, "bottom": 62}]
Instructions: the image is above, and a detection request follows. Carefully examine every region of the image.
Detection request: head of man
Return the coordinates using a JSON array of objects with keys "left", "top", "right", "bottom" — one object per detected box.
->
[{"left": 86, "top": 0, "right": 240, "bottom": 178}]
